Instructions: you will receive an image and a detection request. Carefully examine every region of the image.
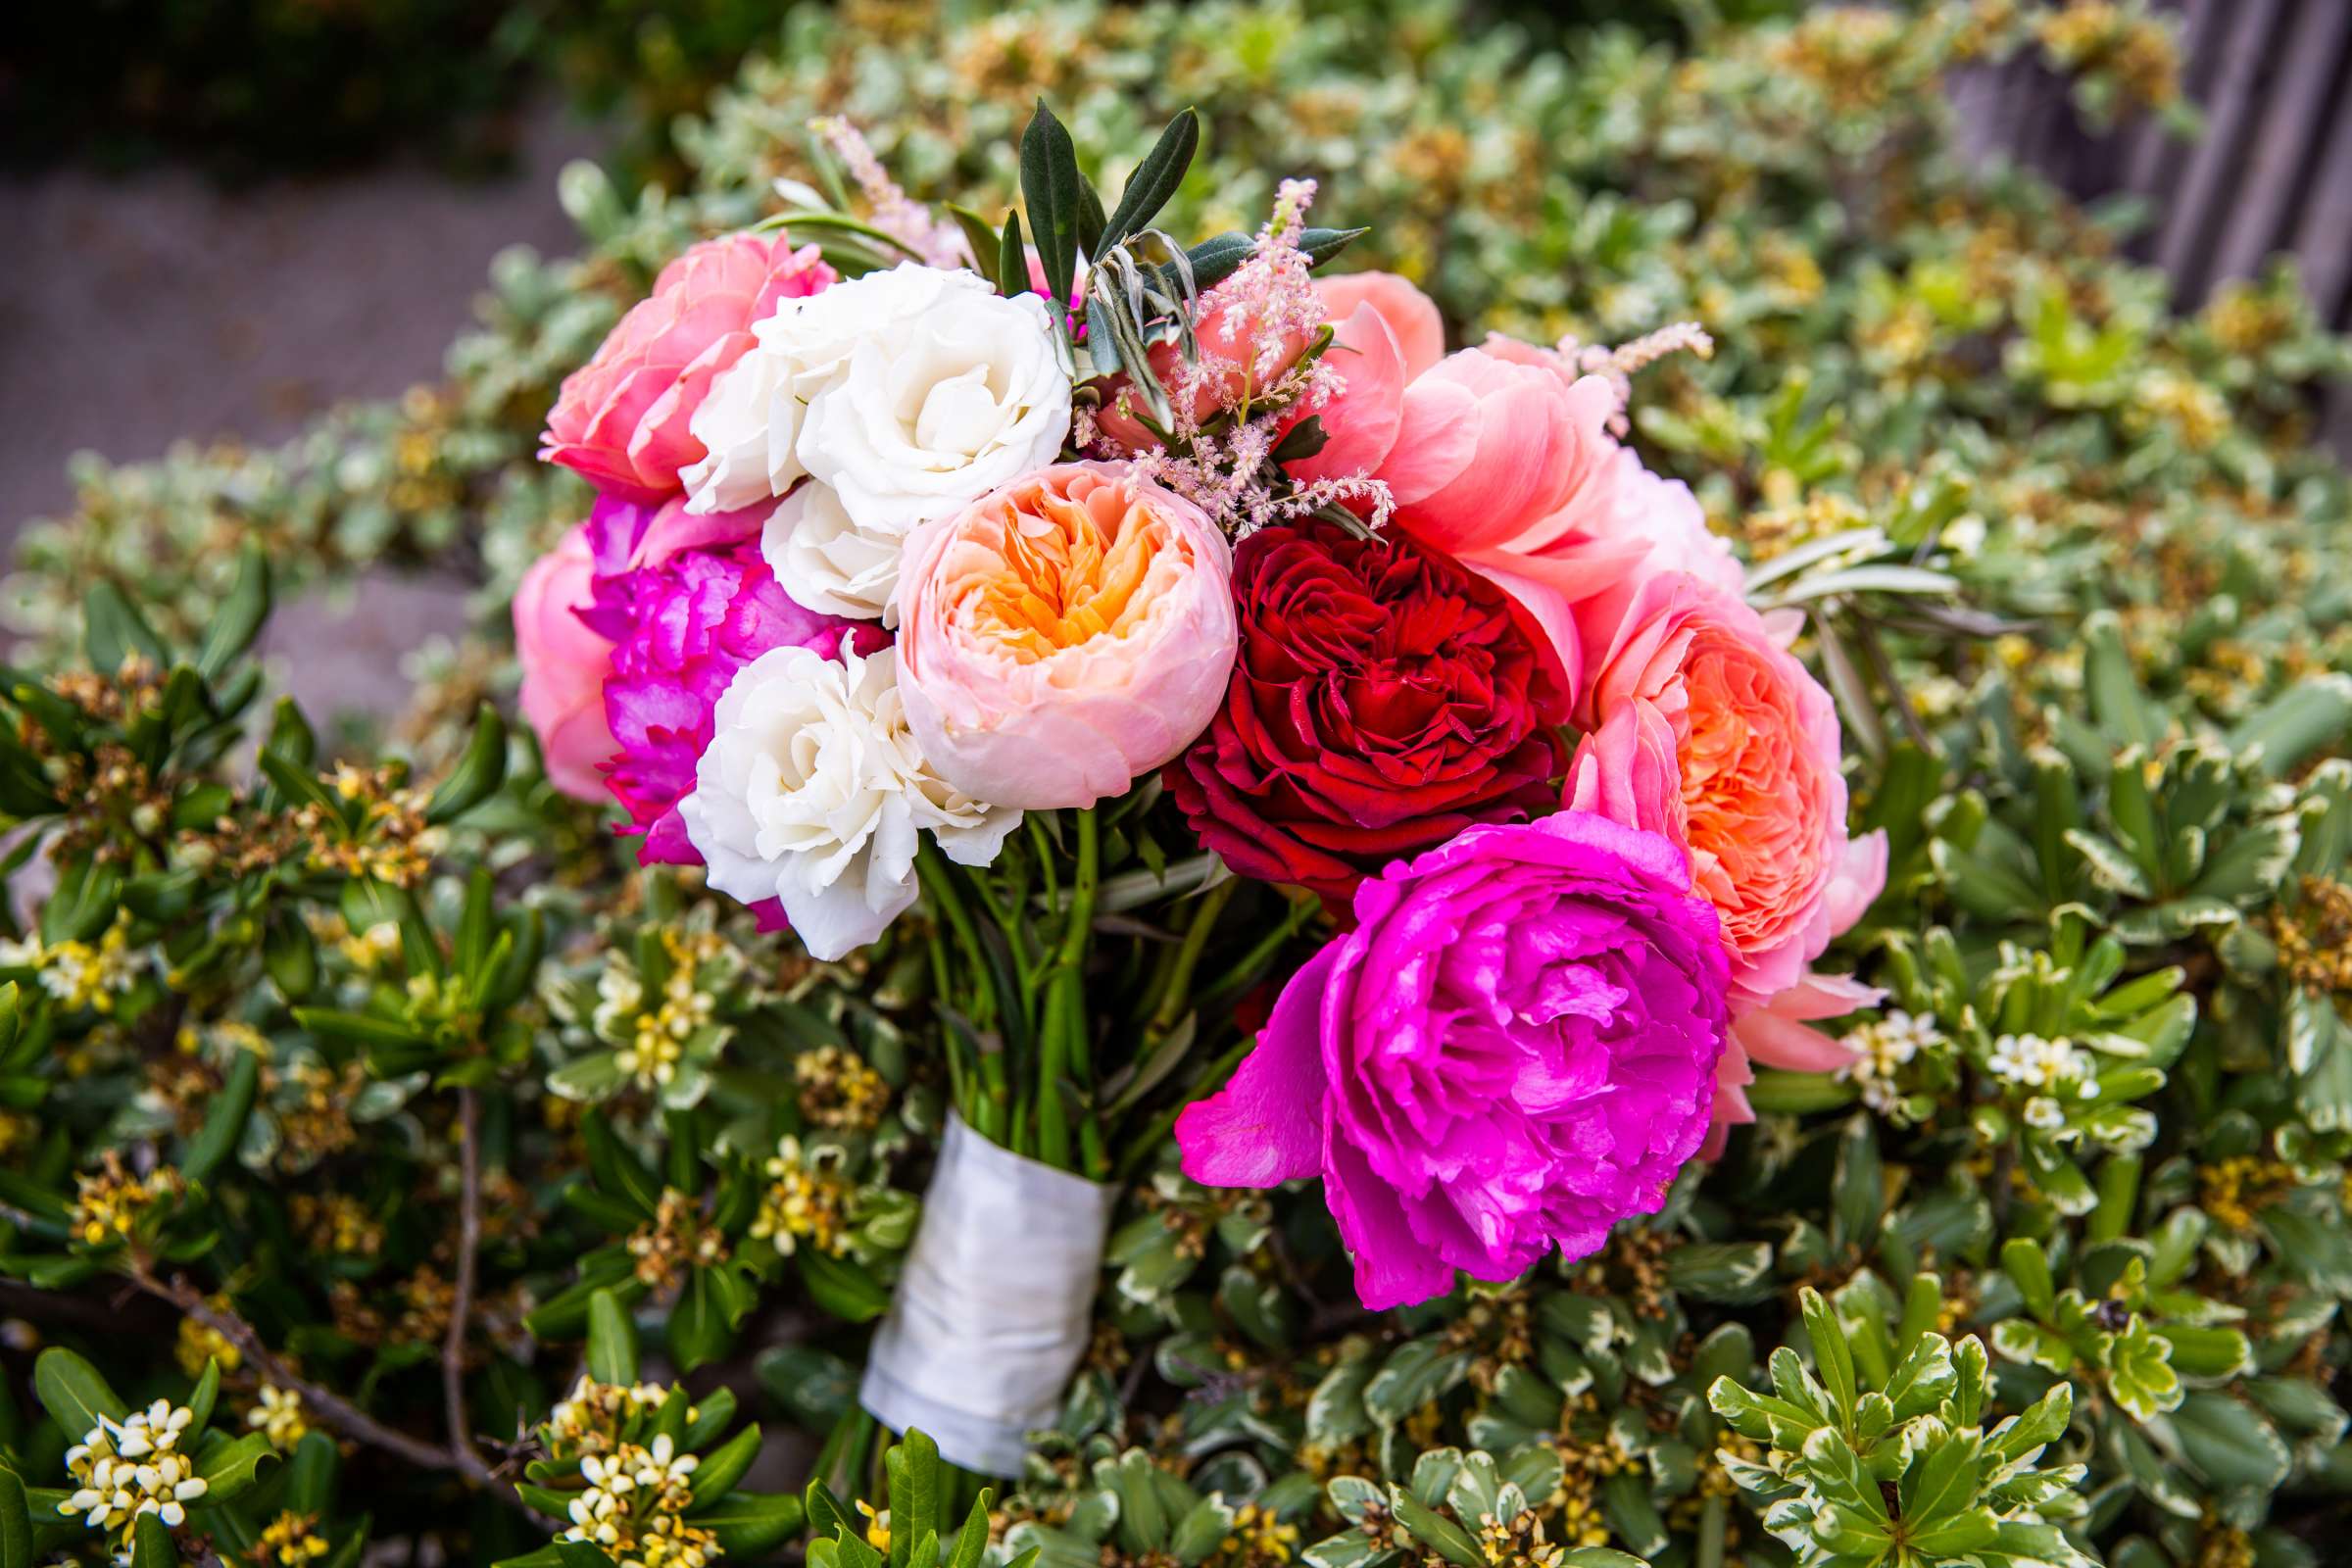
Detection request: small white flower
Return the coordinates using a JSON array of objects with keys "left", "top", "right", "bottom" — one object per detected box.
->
[
  {"left": 2024, "top": 1096, "right": 2065, "bottom": 1130},
  {"left": 681, "top": 645, "right": 1020, "bottom": 960},
  {"left": 1986, "top": 1032, "right": 2085, "bottom": 1090}
]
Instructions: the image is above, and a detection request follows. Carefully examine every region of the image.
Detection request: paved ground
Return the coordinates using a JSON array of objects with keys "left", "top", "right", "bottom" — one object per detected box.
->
[{"left": 0, "top": 100, "right": 608, "bottom": 537}]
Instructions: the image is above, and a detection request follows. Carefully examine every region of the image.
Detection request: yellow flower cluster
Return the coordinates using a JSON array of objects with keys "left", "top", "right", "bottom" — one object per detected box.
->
[
  {"left": 248, "top": 1384, "right": 310, "bottom": 1450},
  {"left": 69, "top": 1152, "right": 184, "bottom": 1249},
  {"left": 255, "top": 1511, "right": 332, "bottom": 1567},
  {"left": 750, "top": 1137, "right": 853, "bottom": 1258},
  {"left": 795, "top": 1044, "right": 891, "bottom": 1131},
  {"left": 561, "top": 1435, "right": 717, "bottom": 1568},
  {"left": 58, "top": 1401, "right": 210, "bottom": 1546},
  {"left": 0, "top": 919, "right": 141, "bottom": 1013}
]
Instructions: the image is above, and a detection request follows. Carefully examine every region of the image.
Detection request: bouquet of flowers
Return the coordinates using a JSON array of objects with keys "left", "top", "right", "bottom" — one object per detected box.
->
[{"left": 517, "top": 101, "right": 1885, "bottom": 1471}]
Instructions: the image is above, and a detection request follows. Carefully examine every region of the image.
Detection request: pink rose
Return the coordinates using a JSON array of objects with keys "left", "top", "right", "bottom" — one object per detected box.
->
[
  {"left": 895, "top": 461, "right": 1237, "bottom": 808},
  {"left": 514, "top": 524, "right": 618, "bottom": 803},
  {"left": 540, "top": 233, "right": 836, "bottom": 504}
]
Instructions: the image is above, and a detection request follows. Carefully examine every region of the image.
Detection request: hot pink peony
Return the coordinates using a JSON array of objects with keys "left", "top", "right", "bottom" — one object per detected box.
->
[
  {"left": 540, "top": 233, "right": 836, "bottom": 504},
  {"left": 579, "top": 494, "right": 887, "bottom": 869},
  {"left": 895, "top": 461, "right": 1237, "bottom": 809},
  {"left": 1177, "top": 810, "right": 1729, "bottom": 1310},
  {"left": 514, "top": 524, "right": 619, "bottom": 803}
]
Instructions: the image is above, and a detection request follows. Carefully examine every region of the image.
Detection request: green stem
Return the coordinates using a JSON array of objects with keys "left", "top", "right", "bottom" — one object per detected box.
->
[
  {"left": 1033, "top": 810, "right": 1100, "bottom": 1172},
  {"left": 1140, "top": 880, "right": 1238, "bottom": 1035},
  {"left": 1194, "top": 895, "right": 1317, "bottom": 1016},
  {"left": 919, "top": 841, "right": 1005, "bottom": 1141}
]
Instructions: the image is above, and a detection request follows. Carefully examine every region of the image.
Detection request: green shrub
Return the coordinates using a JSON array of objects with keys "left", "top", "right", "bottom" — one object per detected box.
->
[{"left": 1, "top": 4, "right": 2348, "bottom": 1568}]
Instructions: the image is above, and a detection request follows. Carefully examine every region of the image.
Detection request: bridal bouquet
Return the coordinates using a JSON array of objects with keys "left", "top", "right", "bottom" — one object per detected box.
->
[{"left": 516, "top": 100, "right": 1885, "bottom": 1458}]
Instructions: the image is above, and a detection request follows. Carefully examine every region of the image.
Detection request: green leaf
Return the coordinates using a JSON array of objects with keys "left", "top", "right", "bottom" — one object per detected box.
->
[
  {"left": 799, "top": 1250, "right": 890, "bottom": 1323},
  {"left": 195, "top": 1431, "right": 276, "bottom": 1499},
  {"left": 889, "top": 1427, "right": 942, "bottom": 1558},
  {"left": 946, "top": 1490, "right": 998, "bottom": 1568},
  {"left": 996, "top": 211, "right": 1029, "bottom": 300},
  {"left": 41, "top": 857, "right": 122, "bottom": 946},
  {"left": 130, "top": 1509, "right": 176, "bottom": 1568},
  {"left": 687, "top": 1425, "right": 762, "bottom": 1508},
  {"left": 33, "top": 1348, "right": 124, "bottom": 1440},
  {"left": 1101, "top": 109, "right": 1200, "bottom": 251},
  {"left": 84, "top": 582, "right": 170, "bottom": 673},
  {"left": 1384, "top": 1490, "right": 1480, "bottom": 1568},
  {"left": 182, "top": 1049, "right": 261, "bottom": 1185},
  {"left": 196, "top": 546, "right": 271, "bottom": 679},
  {"left": 947, "top": 204, "right": 1004, "bottom": 280},
  {"left": 425, "top": 703, "right": 507, "bottom": 825},
  {"left": 2001, "top": 1237, "right": 2057, "bottom": 1321},
  {"left": 667, "top": 1266, "right": 737, "bottom": 1372},
  {"left": 0, "top": 1468, "right": 32, "bottom": 1568},
  {"left": 1018, "top": 100, "right": 1081, "bottom": 312},
  {"left": 587, "top": 1290, "right": 639, "bottom": 1386},
  {"left": 1798, "top": 1289, "right": 1857, "bottom": 1421},
  {"left": 2168, "top": 1391, "right": 2289, "bottom": 1492}
]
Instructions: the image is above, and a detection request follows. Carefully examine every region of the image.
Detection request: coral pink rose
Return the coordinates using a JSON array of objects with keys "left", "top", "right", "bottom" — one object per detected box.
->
[
  {"left": 1570, "top": 571, "right": 1851, "bottom": 1004},
  {"left": 514, "top": 524, "right": 618, "bottom": 803},
  {"left": 541, "top": 233, "right": 836, "bottom": 504},
  {"left": 1314, "top": 271, "right": 1445, "bottom": 381},
  {"left": 895, "top": 461, "right": 1237, "bottom": 808},
  {"left": 1571, "top": 587, "right": 1900, "bottom": 1152}
]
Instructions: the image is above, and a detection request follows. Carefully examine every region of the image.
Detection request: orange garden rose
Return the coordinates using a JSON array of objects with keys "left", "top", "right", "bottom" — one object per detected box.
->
[{"left": 894, "top": 462, "right": 1238, "bottom": 809}]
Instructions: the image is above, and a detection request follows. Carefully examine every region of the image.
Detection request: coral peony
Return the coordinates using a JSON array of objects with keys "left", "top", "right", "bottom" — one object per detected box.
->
[
  {"left": 579, "top": 494, "right": 888, "bottom": 872},
  {"left": 1167, "top": 519, "right": 1567, "bottom": 910},
  {"left": 540, "top": 233, "right": 836, "bottom": 504},
  {"left": 1571, "top": 571, "right": 1855, "bottom": 1006},
  {"left": 1315, "top": 270, "right": 1446, "bottom": 381},
  {"left": 1176, "top": 811, "right": 1728, "bottom": 1310},
  {"left": 895, "top": 461, "right": 1237, "bottom": 809},
  {"left": 514, "top": 524, "right": 618, "bottom": 803}
]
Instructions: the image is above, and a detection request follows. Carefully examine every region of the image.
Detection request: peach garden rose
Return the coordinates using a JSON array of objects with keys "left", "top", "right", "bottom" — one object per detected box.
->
[{"left": 893, "top": 461, "right": 1238, "bottom": 809}]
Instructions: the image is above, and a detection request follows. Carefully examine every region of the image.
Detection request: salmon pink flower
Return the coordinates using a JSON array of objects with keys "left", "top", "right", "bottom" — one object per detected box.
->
[{"left": 895, "top": 462, "right": 1236, "bottom": 809}]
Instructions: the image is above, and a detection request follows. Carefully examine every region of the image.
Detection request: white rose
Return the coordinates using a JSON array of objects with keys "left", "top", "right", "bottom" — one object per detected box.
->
[
  {"left": 683, "top": 265, "right": 1072, "bottom": 611},
  {"left": 679, "top": 644, "right": 1019, "bottom": 960},
  {"left": 762, "top": 482, "right": 907, "bottom": 625}
]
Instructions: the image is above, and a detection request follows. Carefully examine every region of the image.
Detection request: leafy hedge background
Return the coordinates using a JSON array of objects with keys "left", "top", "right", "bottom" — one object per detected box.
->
[{"left": 2, "top": 3, "right": 2349, "bottom": 1567}]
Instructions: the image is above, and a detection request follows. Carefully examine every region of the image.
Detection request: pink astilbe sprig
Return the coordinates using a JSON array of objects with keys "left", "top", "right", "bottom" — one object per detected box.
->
[
  {"left": 1102, "top": 178, "right": 1393, "bottom": 537},
  {"left": 1547, "top": 321, "right": 1715, "bottom": 436},
  {"left": 808, "top": 117, "right": 970, "bottom": 270}
]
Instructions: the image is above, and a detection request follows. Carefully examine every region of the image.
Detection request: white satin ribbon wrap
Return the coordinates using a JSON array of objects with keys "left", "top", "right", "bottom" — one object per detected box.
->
[{"left": 858, "top": 1112, "right": 1118, "bottom": 1475}]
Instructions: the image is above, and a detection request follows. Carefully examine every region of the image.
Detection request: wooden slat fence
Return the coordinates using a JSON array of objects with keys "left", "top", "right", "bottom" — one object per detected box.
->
[{"left": 1945, "top": 0, "right": 2352, "bottom": 452}]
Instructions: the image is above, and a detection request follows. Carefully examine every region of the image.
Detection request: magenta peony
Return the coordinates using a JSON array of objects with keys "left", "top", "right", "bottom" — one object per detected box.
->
[
  {"left": 540, "top": 233, "right": 836, "bottom": 504},
  {"left": 578, "top": 494, "right": 888, "bottom": 869},
  {"left": 1175, "top": 811, "right": 1728, "bottom": 1310}
]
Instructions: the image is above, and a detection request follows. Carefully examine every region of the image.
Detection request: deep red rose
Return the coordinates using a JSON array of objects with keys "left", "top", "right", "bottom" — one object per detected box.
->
[{"left": 1167, "top": 519, "right": 1569, "bottom": 909}]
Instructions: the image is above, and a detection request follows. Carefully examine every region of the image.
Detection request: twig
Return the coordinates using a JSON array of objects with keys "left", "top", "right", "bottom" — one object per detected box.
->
[
  {"left": 124, "top": 1261, "right": 459, "bottom": 1479},
  {"left": 442, "top": 1086, "right": 498, "bottom": 1492}
]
